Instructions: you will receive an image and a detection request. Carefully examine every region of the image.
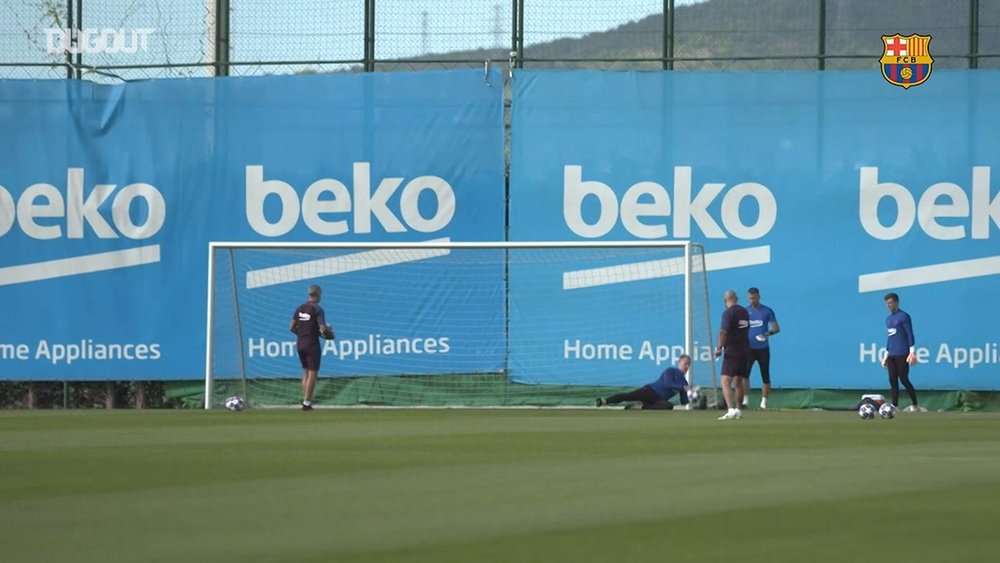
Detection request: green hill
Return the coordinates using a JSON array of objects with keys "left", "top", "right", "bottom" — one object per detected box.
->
[{"left": 379, "top": 0, "right": 998, "bottom": 71}]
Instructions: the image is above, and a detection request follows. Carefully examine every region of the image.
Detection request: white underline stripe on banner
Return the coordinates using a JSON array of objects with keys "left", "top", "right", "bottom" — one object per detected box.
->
[
  {"left": 0, "top": 245, "right": 161, "bottom": 287},
  {"left": 857, "top": 254, "right": 1000, "bottom": 293},
  {"left": 246, "top": 237, "right": 452, "bottom": 289},
  {"left": 562, "top": 245, "right": 771, "bottom": 290}
]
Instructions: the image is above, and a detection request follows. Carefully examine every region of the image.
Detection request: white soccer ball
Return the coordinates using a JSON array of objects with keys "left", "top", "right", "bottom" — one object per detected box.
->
[
  {"left": 858, "top": 403, "right": 876, "bottom": 420},
  {"left": 225, "top": 395, "right": 246, "bottom": 411},
  {"left": 879, "top": 403, "right": 897, "bottom": 419},
  {"left": 687, "top": 386, "right": 701, "bottom": 403}
]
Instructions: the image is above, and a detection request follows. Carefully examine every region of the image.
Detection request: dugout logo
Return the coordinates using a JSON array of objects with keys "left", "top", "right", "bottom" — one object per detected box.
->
[{"left": 880, "top": 34, "right": 933, "bottom": 89}]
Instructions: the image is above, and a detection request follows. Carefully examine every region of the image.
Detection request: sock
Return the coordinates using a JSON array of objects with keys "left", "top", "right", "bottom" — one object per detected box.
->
[
  {"left": 303, "top": 400, "right": 312, "bottom": 406},
  {"left": 761, "top": 397, "right": 768, "bottom": 407}
]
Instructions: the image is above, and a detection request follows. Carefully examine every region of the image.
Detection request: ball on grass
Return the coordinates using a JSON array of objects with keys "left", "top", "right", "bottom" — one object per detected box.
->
[{"left": 225, "top": 396, "right": 246, "bottom": 411}]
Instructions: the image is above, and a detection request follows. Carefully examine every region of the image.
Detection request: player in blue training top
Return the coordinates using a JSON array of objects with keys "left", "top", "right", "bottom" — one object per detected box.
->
[
  {"left": 882, "top": 292, "right": 922, "bottom": 411},
  {"left": 289, "top": 284, "right": 334, "bottom": 411},
  {"left": 743, "top": 287, "right": 780, "bottom": 410},
  {"left": 716, "top": 289, "right": 750, "bottom": 420},
  {"left": 596, "top": 355, "right": 692, "bottom": 410}
]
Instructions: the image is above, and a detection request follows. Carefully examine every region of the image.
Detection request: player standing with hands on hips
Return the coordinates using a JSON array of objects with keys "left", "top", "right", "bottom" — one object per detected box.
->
[
  {"left": 744, "top": 287, "right": 779, "bottom": 410},
  {"left": 716, "top": 290, "right": 750, "bottom": 420},
  {"left": 882, "top": 292, "right": 924, "bottom": 412},
  {"left": 290, "top": 284, "right": 335, "bottom": 411}
]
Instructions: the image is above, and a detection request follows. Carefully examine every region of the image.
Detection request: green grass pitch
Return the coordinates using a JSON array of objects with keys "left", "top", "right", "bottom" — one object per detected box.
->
[{"left": 2, "top": 409, "right": 1000, "bottom": 562}]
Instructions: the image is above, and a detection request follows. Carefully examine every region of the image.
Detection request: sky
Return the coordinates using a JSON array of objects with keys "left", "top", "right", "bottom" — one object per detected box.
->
[{"left": 0, "top": 0, "right": 706, "bottom": 79}]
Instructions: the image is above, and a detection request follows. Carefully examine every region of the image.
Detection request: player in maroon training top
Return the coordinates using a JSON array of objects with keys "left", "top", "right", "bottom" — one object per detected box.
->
[
  {"left": 289, "top": 284, "right": 334, "bottom": 410},
  {"left": 715, "top": 289, "right": 749, "bottom": 420}
]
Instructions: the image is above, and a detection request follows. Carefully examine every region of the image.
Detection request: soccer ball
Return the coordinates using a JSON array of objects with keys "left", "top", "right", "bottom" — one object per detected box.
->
[
  {"left": 858, "top": 403, "right": 876, "bottom": 420},
  {"left": 687, "top": 386, "right": 701, "bottom": 403},
  {"left": 879, "top": 403, "right": 897, "bottom": 419},
  {"left": 225, "top": 396, "right": 246, "bottom": 411}
]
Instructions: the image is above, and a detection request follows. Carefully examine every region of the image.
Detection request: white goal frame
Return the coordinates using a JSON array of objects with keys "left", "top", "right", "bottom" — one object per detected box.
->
[{"left": 204, "top": 240, "right": 712, "bottom": 409}]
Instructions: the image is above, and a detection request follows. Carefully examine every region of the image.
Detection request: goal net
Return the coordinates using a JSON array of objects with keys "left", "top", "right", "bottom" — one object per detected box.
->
[{"left": 206, "top": 241, "right": 716, "bottom": 408}]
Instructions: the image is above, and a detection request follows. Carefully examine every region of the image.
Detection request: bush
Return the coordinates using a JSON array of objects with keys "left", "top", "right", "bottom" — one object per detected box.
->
[{"left": 0, "top": 381, "right": 184, "bottom": 409}]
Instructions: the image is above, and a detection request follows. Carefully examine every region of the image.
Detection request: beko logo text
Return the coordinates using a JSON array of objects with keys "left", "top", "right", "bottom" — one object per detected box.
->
[
  {"left": 246, "top": 163, "right": 456, "bottom": 236},
  {"left": 860, "top": 167, "right": 1000, "bottom": 240},
  {"left": 563, "top": 165, "right": 777, "bottom": 239},
  {"left": 0, "top": 168, "right": 165, "bottom": 239}
]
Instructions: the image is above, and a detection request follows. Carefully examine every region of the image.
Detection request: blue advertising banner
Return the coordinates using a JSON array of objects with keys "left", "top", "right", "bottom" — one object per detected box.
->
[
  {"left": 509, "top": 70, "right": 1000, "bottom": 390},
  {"left": 0, "top": 70, "right": 505, "bottom": 380}
]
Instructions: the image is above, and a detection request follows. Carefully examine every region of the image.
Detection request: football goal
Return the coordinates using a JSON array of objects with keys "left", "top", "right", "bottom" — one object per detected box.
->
[{"left": 205, "top": 241, "right": 716, "bottom": 408}]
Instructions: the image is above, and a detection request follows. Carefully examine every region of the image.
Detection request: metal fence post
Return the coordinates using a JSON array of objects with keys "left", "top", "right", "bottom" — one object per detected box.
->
[
  {"left": 215, "top": 0, "right": 231, "bottom": 77},
  {"left": 75, "top": 0, "right": 82, "bottom": 77},
  {"left": 515, "top": 0, "right": 524, "bottom": 68},
  {"left": 364, "top": 0, "right": 375, "bottom": 71},
  {"left": 663, "top": 0, "right": 674, "bottom": 70},
  {"left": 970, "top": 0, "right": 979, "bottom": 69},
  {"left": 65, "top": 0, "right": 74, "bottom": 78},
  {"left": 818, "top": 0, "right": 826, "bottom": 70},
  {"left": 511, "top": 0, "right": 518, "bottom": 68}
]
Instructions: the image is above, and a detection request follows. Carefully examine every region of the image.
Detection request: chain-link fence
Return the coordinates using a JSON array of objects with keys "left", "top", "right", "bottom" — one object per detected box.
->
[{"left": 1, "top": 0, "right": 998, "bottom": 78}]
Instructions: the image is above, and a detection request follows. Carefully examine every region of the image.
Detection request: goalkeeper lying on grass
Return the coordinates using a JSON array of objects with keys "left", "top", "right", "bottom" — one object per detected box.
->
[
  {"left": 596, "top": 355, "right": 691, "bottom": 410},
  {"left": 289, "top": 284, "right": 335, "bottom": 411}
]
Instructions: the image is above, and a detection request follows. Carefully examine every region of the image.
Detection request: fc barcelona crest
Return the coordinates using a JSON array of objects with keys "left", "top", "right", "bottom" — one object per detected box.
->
[{"left": 880, "top": 34, "right": 933, "bottom": 89}]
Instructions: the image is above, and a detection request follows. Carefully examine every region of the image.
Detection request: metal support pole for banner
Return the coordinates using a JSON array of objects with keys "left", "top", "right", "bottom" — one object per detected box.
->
[
  {"left": 511, "top": 0, "right": 518, "bottom": 69},
  {"left": 818, "top": 0, "right": 827, "bottom": 70},
  {"left": 75, "top": 0, "right": 83, "bottom": 77},
  {"left": 65, "top": 0, "right": 74, "bottom": 78},
  {"left": 364, "top": 0, "right": 375, "bottom": 71},
  {"left": 515, "top": 0, "right": 524, "bottom": 68},
  {"left": 970, "top": 0, "right": 979, "bottom": 69},
  {"left": 214, "top": 0, "right": 231, "bottom": 77},
  {"left": 663, "top": 0, "right": 674, "bottom": 71}
]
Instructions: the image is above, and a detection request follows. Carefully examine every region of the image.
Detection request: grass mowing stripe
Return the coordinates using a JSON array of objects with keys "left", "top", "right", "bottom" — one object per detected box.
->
[{"left": 1, "top": 410, "right": 998, "bottom": 562}]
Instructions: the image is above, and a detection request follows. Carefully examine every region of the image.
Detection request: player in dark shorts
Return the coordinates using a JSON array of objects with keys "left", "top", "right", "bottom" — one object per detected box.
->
[
  {"left": 882, "top": 292, "right": 922, "bottom": 411},
  {"left": 596, "top": 355, "right": 692, "bottom": 410},
  {"left": 289, "top": 284, "right": 334, "bottom": 410},
  {"left": 715, "top": 289, "right": 749, "bottom": 420}
]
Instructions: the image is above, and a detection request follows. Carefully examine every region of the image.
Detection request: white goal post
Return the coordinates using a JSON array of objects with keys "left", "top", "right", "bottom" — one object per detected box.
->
[{"left": 205, "top": 240, "right": 716, "bottom": 409}]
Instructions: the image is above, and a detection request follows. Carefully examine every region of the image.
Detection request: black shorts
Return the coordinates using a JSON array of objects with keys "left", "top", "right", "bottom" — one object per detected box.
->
[
  {"left": 298, "top": 340, "right": 322, "bottom": 371},
  {"left": 747, "top": 347, "right": 771, "bottom": 384},
  {"left": 886, "top": 355, "right": 909, "bottom": 379},
  {"left": 722, "top": 352, "right": 748, "bottom": 378}
]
